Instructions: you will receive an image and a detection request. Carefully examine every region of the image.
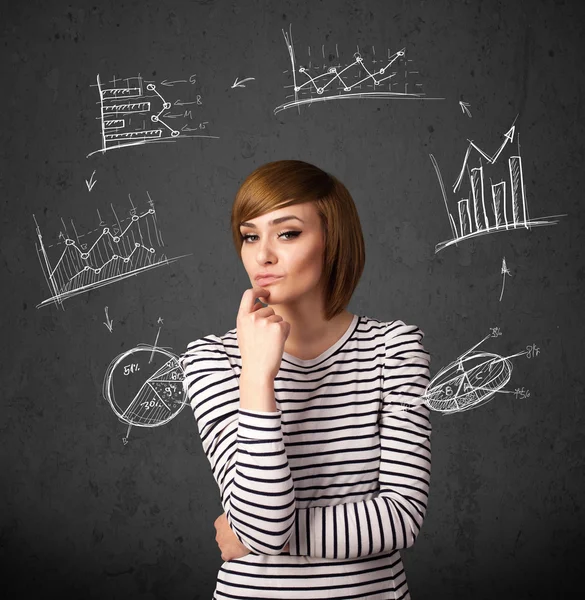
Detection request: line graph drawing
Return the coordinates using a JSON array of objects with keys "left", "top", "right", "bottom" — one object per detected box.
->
[
  {"left": 430, "top": 120, "right": 566, "bottom": 253},
  {"left": 274, "top": 24, "right": 444, "bottom": 114},
  {"left": 420, "top": 328, "right": 538, "bottom": 414},
  {"left": 34, "top": 193, "right": 191, "bottom": 309},
  {"left": 87, "top": 74, "right": 218, "bottom": 157},
  {"left": 103, "top": 343, "right": 187, "bottom": 443}
]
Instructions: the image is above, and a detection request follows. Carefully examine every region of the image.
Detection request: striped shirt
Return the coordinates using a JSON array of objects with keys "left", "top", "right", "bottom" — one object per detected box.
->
[{"left": 180, "top": 314, "right": 432, "bottom": 600}]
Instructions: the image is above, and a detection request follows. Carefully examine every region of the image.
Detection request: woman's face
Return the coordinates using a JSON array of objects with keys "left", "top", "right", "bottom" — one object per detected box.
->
[{"left": 239, "top": 202, "right": 326, "bottom": 306}]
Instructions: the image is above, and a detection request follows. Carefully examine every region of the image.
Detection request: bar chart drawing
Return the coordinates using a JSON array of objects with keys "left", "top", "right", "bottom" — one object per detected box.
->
[
  {"left": 87, "top": 74, "right": 218, "bottom": 158},
  {"left": 34, "top": 194, "right": 191, "bottom": 309},
  {"left": 430, "top": 123, "right": 566, "bottom": 253},
  {"left": 274, "top": 24, "right": 444, "bottom": 114}
]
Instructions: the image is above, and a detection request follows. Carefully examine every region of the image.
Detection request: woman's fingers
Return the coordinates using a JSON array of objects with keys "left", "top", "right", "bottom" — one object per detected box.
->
[{"left": 238, "top": 286, "right": 270, "bottom": 317}]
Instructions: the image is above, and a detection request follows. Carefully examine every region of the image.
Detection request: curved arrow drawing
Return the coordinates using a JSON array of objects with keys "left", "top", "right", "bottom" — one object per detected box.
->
[{"left": 232, "top": 76, "right": 256, "bottom": 88}]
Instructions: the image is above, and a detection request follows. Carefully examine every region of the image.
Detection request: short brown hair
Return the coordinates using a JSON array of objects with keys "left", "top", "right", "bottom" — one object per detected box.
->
[{"left": 230, "top": 160, "right": 365, "bottom": 321}]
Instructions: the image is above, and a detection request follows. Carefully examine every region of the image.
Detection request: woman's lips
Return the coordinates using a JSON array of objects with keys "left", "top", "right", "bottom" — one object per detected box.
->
[{"left": 256, "top": 276, "right": 283, "bottom": 286}]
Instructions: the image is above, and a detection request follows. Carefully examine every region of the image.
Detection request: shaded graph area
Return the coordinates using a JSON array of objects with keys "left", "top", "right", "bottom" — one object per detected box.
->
[
  {"left": 430, "top": 121, "right": 566, "bottom": 253},
  {"left": 274, "top": 24, "right": 444, "bottom": 113},
  {"left": 34, "top": 195, "right": 190, "bottom": 309},
  {"left": 103, "top": 345, "right": 187, "bottom": 439}
]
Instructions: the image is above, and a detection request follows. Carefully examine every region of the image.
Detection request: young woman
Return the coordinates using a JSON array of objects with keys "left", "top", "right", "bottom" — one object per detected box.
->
[{"left": 181, "top": 160, "right": 432, "bottom": 599}]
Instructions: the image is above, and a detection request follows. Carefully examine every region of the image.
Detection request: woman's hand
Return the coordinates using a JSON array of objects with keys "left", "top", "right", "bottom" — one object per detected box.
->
[
  {"left": 214, "top": 512, "right": 251, "bottom": 561},
  {"left": 236, "top": 286, "right": 291, "bottom": 380}
]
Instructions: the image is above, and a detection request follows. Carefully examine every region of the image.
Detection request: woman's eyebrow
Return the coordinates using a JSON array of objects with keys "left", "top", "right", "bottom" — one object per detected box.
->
[{"left": 239, "top": 216, "right": 304, "bottom": 228}]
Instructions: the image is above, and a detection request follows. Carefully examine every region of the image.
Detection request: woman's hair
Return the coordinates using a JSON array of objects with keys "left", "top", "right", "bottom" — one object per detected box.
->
[{"left": 230, "top": 160, "right": 365, "bottom": 321}]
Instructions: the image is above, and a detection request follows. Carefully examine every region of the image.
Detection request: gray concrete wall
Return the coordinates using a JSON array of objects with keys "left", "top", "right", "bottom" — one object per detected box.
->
[{"left": 1, "top": 1, "right": 583, "bottom": 598}]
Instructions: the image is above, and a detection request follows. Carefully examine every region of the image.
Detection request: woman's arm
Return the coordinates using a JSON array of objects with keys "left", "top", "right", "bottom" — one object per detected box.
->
[
  {"left": 181, "top": 337, "right": 296, "bottom": 555},
  {"left": 285, "top": 322, "right": 432, "bottom": 559}
]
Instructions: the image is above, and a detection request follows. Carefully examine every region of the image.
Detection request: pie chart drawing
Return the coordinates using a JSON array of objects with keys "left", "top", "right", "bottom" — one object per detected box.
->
[
  {"left": 423, "top": 350, "right": 513, "bottom": 414},
  {"left": 103, "top": 344, "right": 187, "bottom": 427}
]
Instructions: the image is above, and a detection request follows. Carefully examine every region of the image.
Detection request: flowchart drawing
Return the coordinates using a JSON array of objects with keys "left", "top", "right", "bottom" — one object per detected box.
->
[
  {"left": 274, "top": 24, "right": 444, "bottom": 113},
  {"left": 87, "top": 74, "right": 218, "bottom": 157},
  {"left": 430, "top": 121, "right": 566, "bottom": 253},
  {"left": 103, "top": 344, "right": 187, "bottom": 442},
  {"left": 34, "top": 194, "right": 190, "bottom": 309}
]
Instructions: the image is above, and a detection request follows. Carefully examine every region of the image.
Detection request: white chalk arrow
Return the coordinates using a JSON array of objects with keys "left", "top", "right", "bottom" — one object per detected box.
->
[
  {"left": 459, "top": 100, "right": 472, "bottom": 118},
  {"left": 499, "top": 257, "right": 512, "bottom": 302},
  {"left": 231, "top": 76, "right": 256, "bottom": 88},
  {"left": 85, "top": 170, "right": 97, "bottom": 192},
  {"left": 181, "top": 123, "right": 207, "bottom": 132},
  {"left": 454, "top": 124, "right": 516, "bottom": 192},
  {"left": 103, "top": 306, "right": 114, "bottom": 333},
  {"left": 160, "top": 79, "right": 188, "bottom": 87}
]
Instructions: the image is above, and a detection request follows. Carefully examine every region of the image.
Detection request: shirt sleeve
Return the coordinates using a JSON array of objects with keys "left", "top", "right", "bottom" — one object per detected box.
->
[
  {"left": 180, "top": 335, "right": 296, "bottom": 555},
  {"left": 287, "top": 320, "right": 432, "bottom": 559}
]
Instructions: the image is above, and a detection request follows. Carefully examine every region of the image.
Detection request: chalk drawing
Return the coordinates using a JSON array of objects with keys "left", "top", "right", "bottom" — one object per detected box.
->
[
  {"left": 34, "top": 193, "right": 190, "bottom": 309},
  {"left": 430, "top": 120, "right": 566, "bottom": 252},
  {"left": 103, "top": 343, "right": 187, "bottom": 444},
  {"left": 87, "top": 74, "right": 218, "bottom": 157},
  {"left": 274, "top": 23, "right": 444, "bottom": 113}
]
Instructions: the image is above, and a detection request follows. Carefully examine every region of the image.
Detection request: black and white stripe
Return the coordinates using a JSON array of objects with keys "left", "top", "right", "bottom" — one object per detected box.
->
[{"left": 181, "top": 316, "right": 431, "bottom": 600}]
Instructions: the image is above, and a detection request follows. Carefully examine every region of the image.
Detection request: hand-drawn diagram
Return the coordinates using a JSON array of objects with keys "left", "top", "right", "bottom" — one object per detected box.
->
[
  {"left": 103, "top": 344, "right": 187, "bottom": 443},
  {"left": 87, "top": 74, "right": 219, "bottom": 158},
  {"left": 274, "top": 24, "right": 444, "bottom": 113},
  {"left": 419, "top": 328, "right": 539, "bottom": 414},
  {"left": 34, "top": 194, "right": 190, "bottom": 309},
  {"left": 430, "top": 121, "right": 566, "bottom": 253}
]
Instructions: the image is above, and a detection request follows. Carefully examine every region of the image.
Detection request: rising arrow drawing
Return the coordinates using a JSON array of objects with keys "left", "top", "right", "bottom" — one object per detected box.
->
[
  {"left": 459, "top": 100, "right": 472, "bottom": 118},
  {"left": 453, "top": 122, "right": 517, "bottom": 192},
  {"left": 499, "top": 257, "right": 511, "bottom": 302}
]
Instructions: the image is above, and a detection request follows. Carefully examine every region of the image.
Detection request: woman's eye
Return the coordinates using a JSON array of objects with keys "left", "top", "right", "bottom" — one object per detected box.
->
[{"left": 241, "top": 231, "right": 301, "bottom": 243}]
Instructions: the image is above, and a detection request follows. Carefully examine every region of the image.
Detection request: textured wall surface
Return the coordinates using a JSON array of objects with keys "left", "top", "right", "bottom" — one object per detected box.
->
[{"left": 1, "top": 1, "right": 584, "bottom": 598}]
